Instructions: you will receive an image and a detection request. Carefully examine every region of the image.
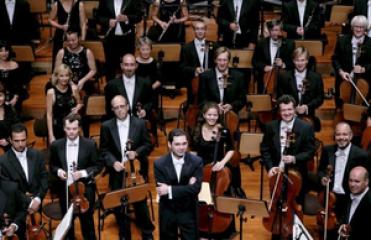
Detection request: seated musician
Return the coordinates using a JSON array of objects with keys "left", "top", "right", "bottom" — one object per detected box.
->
[
  {"left": 104, "top": 54, "right": 153, "bottom": 120},
  {"left": 351, "top": 0, "right": 371, "bottom": 37},
  {"left": 49, "top": 114, "right": 102, "bottom": 240},
  {"left": 332, "top": 15, "right": 371, "bottom": 107},
  {"left": 277, "top": 46, "right": 324, "bottom": 131},
  {"left": 99, "top": 95, "right": 154, "bottom": 240},
  {"left": 154, "top": 128, "right": 203, "bottom": 240},
  {"left": 198, "top": 47, "right": 247, "bottom": 114},
  {"left": 148, "top": 0, "right": 189, "bottom": 43},
  {"left": 0, "top": 123, "right": 48, "bottom": 218},
  {"left": 282, "top": 0, "right": 322, "bottom": 40},
  {"left": 337, "top": 166, "right": 371, "bottom": 240},
  {"left": 252, "top": 19, "right": 295, "bottom": 93},
  {"left": 0, "top": 175, "right": 27, "bottom": 240},
  {"left": 180, "top": 20, "right": 217, "bottom": 104}
]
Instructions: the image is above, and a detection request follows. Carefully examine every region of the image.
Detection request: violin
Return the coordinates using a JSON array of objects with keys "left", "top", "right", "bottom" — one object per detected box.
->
[
  {"left": 198, "top": 127, "right": 233, "bottom": 235},
  {"left": 68, "top": 162, "right": 90, "bottom": 214},
  {"left": 124, "top": 139, "right": 145, "bottom": 187},
  {"left": 1, "top": 213, "right": 19, "bottom": 240},
  {"left": 262, "top": 130, "right": 303, "bottom": 239},
  {"left": 317, "top": 165, "right": 338, "bottom": 240}
]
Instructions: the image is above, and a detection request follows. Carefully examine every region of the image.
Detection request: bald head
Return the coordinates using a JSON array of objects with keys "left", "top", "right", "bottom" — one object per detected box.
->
[
  {"left": 349, "top": 166, "right": 369, "bottom": 195},
  {"left": 111, "top": 95, "right": 129, "bottom": 120},
  {"left": 335, "top": 122, "right": 353, "bottom": 149}
]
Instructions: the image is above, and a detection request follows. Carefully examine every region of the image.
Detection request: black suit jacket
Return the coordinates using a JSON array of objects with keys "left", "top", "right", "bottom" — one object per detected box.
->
[
  {"left": 154, "top": 152, "right": 203, "bottom": 212},
  {"left": 332, "top": 34, "right": 371, "bottom": 80},
  {"left": 180, "top": 40, "right": 216, "bottom": 82},
  {"left": 339, "top": 189, "right": 371, "bottom": 240},
  {"left": 99, "top": 116, "right": 152, "bottom": 188},
  {"left": 282, "top": 0, "right": 321, "bottom": 39},
  {"left": 0, "top": 0, "right": 37, "bottom": 44},
  {"left": 97, "top": 0, "right": 142, "bottom": 38},
  {"left": 277, "top": 69, "right": 324, "bottom": 116},
  {"left": 0, "top": 148, "right": 48, "bottom": 206},
  {"left": 261, "top": 118, "right": 316, "bottom": 177},
  {"left": 104, "top": 76, "right": 153, "bottom": 119},
  {"left": 198, "top": 68, "right": 247, "bottom": 112},
  {"left": 317, "top": 144, "right": 369, "bottom": 193},
  {"left": 217, "top": 0, "right": 260, "bottom": 45},
  {"left": 0, "top": 180, "right": 26, "bottom": 234}
]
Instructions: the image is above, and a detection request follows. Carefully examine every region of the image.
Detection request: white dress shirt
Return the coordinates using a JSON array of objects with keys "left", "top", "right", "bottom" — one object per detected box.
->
[
  {"left": 333, "top": 143, "right": 351, "bottom": 194},
  {"left": 270, "top": 38, "right": 280, "bottom": 65},
  {"left": 13, "top": 148, "right": 29, "bottom": 181},
  {"left": 5, "top": 0, "right": 15, "bottom": 25},
  {"left": 297, "top": 0, "right": 307, "bottom": 27},
  {"left": 279, "top": 118, "right": 295, "bottom": 168},
  {"left": 351, "top": 36, "right": 365, "bottom": 67},
  {"left": 66, "top": 137, "right": 79, "bottom": 186},
  {"left": 295, "top": 69, "right": 307, "bottom": 103},
  {"left": 114, "top": 0, "right": 124, "bottom": 35},
  {"left": 168, "top": 153, "right": 185, "bottom": 199},
  {"left": 194, "top": 38, "right": 205, "bottom": 68},
  {"left": 215, "top": 68, "right": 227, "bottom": 102},
  {"left": 233, "top": 0, "right": 243, "bottom": 34},
  {"left": 117, "top": 117, "right": 130, "bottom": 163},
  {"left": 122, "top": 74, "right": 136, "bottom": 111},
  {"left": 348, "top": 187, "right": 369, "bottom": 223}
]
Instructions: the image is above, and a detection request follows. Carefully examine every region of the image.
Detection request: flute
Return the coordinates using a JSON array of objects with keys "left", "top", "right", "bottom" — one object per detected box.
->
[{"left": 105, "top": 0, "right": 132, "bottom": 38}]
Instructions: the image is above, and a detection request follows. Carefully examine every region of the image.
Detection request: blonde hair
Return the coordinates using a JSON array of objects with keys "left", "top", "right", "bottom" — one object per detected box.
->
[
  {"left": 51, "top": 64, "right": 73, "bottom": 86},
  {"left": 292, "top": 46, "right": 309, "bottom": 60}
]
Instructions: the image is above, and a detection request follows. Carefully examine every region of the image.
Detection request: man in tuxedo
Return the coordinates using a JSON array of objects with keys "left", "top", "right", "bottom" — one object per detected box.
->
[
  {"left": 332, "top": 15, "right": 371, "bottom": 107},
  {"left": 282, "top": 0, "right": 322, "bottom": 40},
  {"left": 261, "top": 94, "right": 316, "bottom": 206},
  {"left": 49, "top": 114, "right": 102, "bottom": 240},
  {"left": 252, "top": 19, "right": 295, "bottom": 93},
  {"left": 318, "top": 122, "right": 369, "bottom": 217},
  {"left": 338, "top": 166, "right": 371, "bottom": 240},
  {"left": 0, "top": 123, "right": 48, "bottom": 217},
  {"left": 154, "top": 128, "right": 203, "bottom": 240},
  {"left": 277, "top": 46, "right": 324, "bottom": 131},
  {"left": 99, "top": 95, "right": 154, "bottom": 240},
  {"left": 0, "top": 0, "right": 39, "bottom": 44},
  {"left": 198, "top": 46, "right": 247, "bottom": 114},
  {"left": 217, "top": 0, "right": 259, "bottom": 49},
  {"left": 0, "top": 179, "right": 27, "bottom": 240},
  {"left": 104, "top": 53, "right": 153, "bottom": 120},
  {"left": 180, "top": 20, "right": 216, "bottom": 103},
  {"left": 97, "top": 0, "right": 142, "bottom": 80}
]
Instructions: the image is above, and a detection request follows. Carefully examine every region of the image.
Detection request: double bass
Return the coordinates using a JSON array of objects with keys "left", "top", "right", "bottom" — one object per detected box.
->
[{"left": 262, "top": 130, "right": 303, "bottom": 239}]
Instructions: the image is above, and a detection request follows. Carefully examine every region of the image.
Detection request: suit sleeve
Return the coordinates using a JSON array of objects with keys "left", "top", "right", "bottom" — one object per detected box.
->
[
  {"left": 252, "top": 41, "right": 267, "bottom": 73},
  {"left": 99, "top": 123, "right": 118, "bottom": 167},
  {"left": 180, "top": 45, "right": 196, "bottom": 81},
  {"left": 306, "top": 73, "right": 324, "bottom": 112},
  {"left": 260, "top": 123, "right": 275, "bottom": 171},
  {"left": 317, "top": 146, "right": 330, "bottom": 186},
  {"left": 230, "top": 72, "right": 247, "bottom": 112},
  {"left": 332, "top": 36, "right": 344, "bottom": 74},
  {"left": 136, "top": 119, "right": 152, "bottom": 159},
  {"left": 34, "top": 150, "right": 49, "bottom": 200},
  {"left": 85, "top": 140, "right": 103, "bottom": 176},
  {"left": 49, "top": 142, "right": 62, "bottom": 177},
  {"left": 282, "top": 3, "right": 298, "bottom": 36},
  {"left": 294, "top": 124, "right": 316, "bottom": 163}
]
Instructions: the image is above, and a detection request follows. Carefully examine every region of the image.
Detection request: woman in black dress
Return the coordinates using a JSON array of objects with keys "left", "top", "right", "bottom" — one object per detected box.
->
[{"left": 46, "top": 64, "right": 83, "bottom": 144}]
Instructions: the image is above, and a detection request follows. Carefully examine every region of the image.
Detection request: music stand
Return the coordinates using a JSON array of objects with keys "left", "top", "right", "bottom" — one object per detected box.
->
[
  {"left": 216, "top": 196, "right": 268, "bottom": 240},
  {"left": 98, "top": 184, "right": 151, "bottom": 240}
]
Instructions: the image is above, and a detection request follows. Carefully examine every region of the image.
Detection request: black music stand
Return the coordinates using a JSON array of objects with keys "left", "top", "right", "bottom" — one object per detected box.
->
[
  {"left": 216, "top": 197, "right": 268, "bottom": 240},
  {"left": 97, "top": 184, "right": 151, "bottom": 240}
]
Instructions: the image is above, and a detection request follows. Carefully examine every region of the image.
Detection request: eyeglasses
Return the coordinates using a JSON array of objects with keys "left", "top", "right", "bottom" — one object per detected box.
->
[{"left": 112, "top": 104, "right": 127, "bottom": 110}]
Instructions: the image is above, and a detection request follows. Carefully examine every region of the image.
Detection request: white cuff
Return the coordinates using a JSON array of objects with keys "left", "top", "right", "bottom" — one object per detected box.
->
[{"left": 168, "top": 186, "right": 172, "bottom": 199}]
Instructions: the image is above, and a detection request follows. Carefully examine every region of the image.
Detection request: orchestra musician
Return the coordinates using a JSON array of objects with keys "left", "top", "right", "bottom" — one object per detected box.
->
[
  {"left": 337, "top": 166, "right": 371, "bottom": 240},
  {"left": 217, "top": 0, "right": 260, "bottom": 49},
  {"left": 351, "top": 0, "right": 371, "bottom": 37},
  {"left": 49, "top": 114, "right": 102, "bottom": 240},
  {"left": 252, "top": 19, "right": 295, "bottom": 93},
  {"left": 277, "top": 46, "right": 324, "bottom": 131},
  {"left": 0, "top": 123, "right": 48, "bottom": 217},
  {"left": 261, "top": 94, "right": 316, "bottom": 206},
  {"left": 96, "top": 0, "right": 142, "bottom": 80},
  {"left": 104, "top": 54, "right": 153, "bottom": 121},
  {"left": 332, "top": 15, "right": 371, "bottom": 107},
  {"left": 180, "top": 20, "right": 217, "bottom": 103},
  {"left": 198, "top": 47, "right": 247, "bottom": 114},
  {"left": 282, "top": 0, "right": 322, "bottom": 40},
  {"left": 99, "top": 95, "right": 154, "bottom": 240},
  {"left": 154, "top": 128, "right": 203, "bottom": 240}
]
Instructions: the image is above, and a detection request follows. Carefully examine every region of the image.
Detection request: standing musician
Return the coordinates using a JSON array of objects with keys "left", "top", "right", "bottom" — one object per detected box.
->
[
  {"left": 252, "top": 19, "right": 295, "bottom": 94},
  {"left": 217, "top": 0, "right": 260, "bottom": 49},
  {"left": 198, "top": 47, "right": 247, "bottom": 114},
  {"left": 104, "top": 54, "right": 153, "bottom": 120},
  {"left": 337, "top": 166, "right": 371, "bottom": 240},
  {"left": 332, "top": 15, "right": 371, "bottom": 107},
  {"left": 282, "top": 0, "right": 322, "bottom": 40},
  {"left": 180, "top": 20, "right": 217, "bottom": 103},
  {"left": 277, "top": 46, "right": 324, "bottom": 131},
  {"left": 154, "top": 128, "right": 203, "bottom": 240},
  {"left": 49, "top": 114, "right": 101, "bottom": 240},
  {"left": 97, "top": 0, "right": 142, "bottom": 80},
  {"left": 99, "top": 95, "right": 154, "bottom": 240},
  {"left": 261, "top": 94, "right": 316, "bottom": 206},
  {"left": 0, "top": 123, "right": 48, "bottom": 217}
]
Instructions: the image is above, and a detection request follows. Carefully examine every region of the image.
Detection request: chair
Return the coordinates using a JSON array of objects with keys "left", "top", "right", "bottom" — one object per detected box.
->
[
  {"left": 85, "top": 95, "right": 106, "bottom": 137},
  {"left": 84, "top": 1, "right": 100, "bottom": 20},
  {"left": 229, "top": 49, "right": 254, "bottom": 69},
  {"left": 294, "top": 40, "right": 323, "bottom": 57},
  {"left": 11, "top": 45, "right": 35, "bottom": 62},
  {"left": 343, "top": 103, "right": 367, "bottom": 122},
  {"left": 246, "top": 94, "right": 273, "bottom": 132},
  {"left": 328, "top": 5, "right": 353, "bottom": 25},
  {"left": 151, "top": 44, "right": 181, "bottom": 62}
]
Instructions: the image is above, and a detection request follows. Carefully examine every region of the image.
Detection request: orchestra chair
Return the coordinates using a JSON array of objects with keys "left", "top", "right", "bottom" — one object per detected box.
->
[
  {"left": 324, "top": 5, "right": 353, "bottom": 32},
  {"left": 294, "top": 40, "right": 323, "bottom": 57},
  {"left": 343, "top": 103, "right": 367, "bottom": 123},
  {"left": 229, "top": 49, "right": 254, "bottom": 69},
  {"left": 151, "top": 43, "right": 181, "bottom": 62},
  {"left": 81, "top": 41, "right": 106, "bottom": 91},
  {"left": 244, "top": 94, "right": 273, "bottom": 132},
  {"left": 84, "top": 95, "right": 106, "bottom": 137},
  {"left": 84, "top": 0, "right": 99, "bottom": 20},
  {"left": 11, "top": 45, "right": 35, "bottom": 62},
  {"left": 184, "top": 18, "right": 218, "bottom": 43}
]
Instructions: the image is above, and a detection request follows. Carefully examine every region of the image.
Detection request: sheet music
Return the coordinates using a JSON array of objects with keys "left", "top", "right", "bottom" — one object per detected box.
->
[
  {"left": 198, "top": 182, "right": 213, "bottom": 205},
  {"left": 293, "top": 214, "right": 313, "bottom": 240},
  {"left": 53, "top": 204, "right": 74, "bottom": 240}
]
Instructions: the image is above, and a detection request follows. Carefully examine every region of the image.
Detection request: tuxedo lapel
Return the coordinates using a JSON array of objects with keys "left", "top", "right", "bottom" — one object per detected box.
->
[
  {"left": 191, "top": 42, "right": 202, "bottom": 67},
  {"left": 109, "top": 119, "right": 122, "bottom": 152},
  {"left": 179, "top": 153, "right": 191, "bottom": 183},
  {"left": 59, "top": 140, "right": 67, "bottom": 171},
  {"left": 264, "top": 39, "right": 271, "bottom": 64},
  {"left": 211, "top": 70, "right": 221, "bottom": 102},
  {"left": 8, "top": 151, "right": 27, "bottom": 183},
  {"left": 165, "top": 154, "right": 178, "bottom": 184},
  {"left": 0, "top": 190, "right": 6, "bottom": 216},
  {"left": 128, "top": 116, "right": 136, "bottom": 142},
  {"left": 290, "top": 71, "right": 300, "bottom": 100},
  {"left": 26, "top": 151, "right": 35, "bottom": 184},
  {"left": 274, "top": 121, "right": 281, "bottom": 159},
  {"left": 1, "top": 1, "right": 11, "bottom": 27},
  {"left": 293, "top": 1, "right": 301, "bottom": 24},
  {"left": 133, "top": 78, "right": 141, "bottom": 107},
  {"left": 77, "top": 138, "right": 85, "bottom": 169}
]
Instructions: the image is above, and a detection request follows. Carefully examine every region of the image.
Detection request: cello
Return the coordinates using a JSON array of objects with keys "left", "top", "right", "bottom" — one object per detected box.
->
[
  {"left": 262, "top": 130, "right": 303, "bottom": 239},
  {"left": 198, "top": 126, "right": 233, "bottom": 236}
]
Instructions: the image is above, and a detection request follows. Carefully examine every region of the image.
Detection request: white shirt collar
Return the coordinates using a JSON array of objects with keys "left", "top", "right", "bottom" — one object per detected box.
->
[
  {"left": 12, "top": 147, "right": 27, "bottom": 158},
  {"left": 351, "top": 36, "right": 365, "bottom": 46},
  {"left": 281, "top": 117, "right": 295, "bottom": 130},
  {"left": 351, "top": 187, "right": 369, "bottom": 200},
  {"left": 194, "top": 38, "right": 205, "bottom": 47},
  {"left": 297, "top": 0, "right": 306, "bottom": 7},
  {"left": 123, "top": 74, "right": 135, "bottom": 84},
  {"left": 171, "top": 153, "right": 185, "bottom": 165},
  {"left": 116, "top": 116, "right": 130, "bottom": 127},
  {"left": 295, "top": 69, "right": 307, "bottom": 79},
  {"left": 336, "top": 143, "right": 351, "bottom": 157},
  {"left": 67, "top": 136, "right": 79, "bottom": 147}
]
